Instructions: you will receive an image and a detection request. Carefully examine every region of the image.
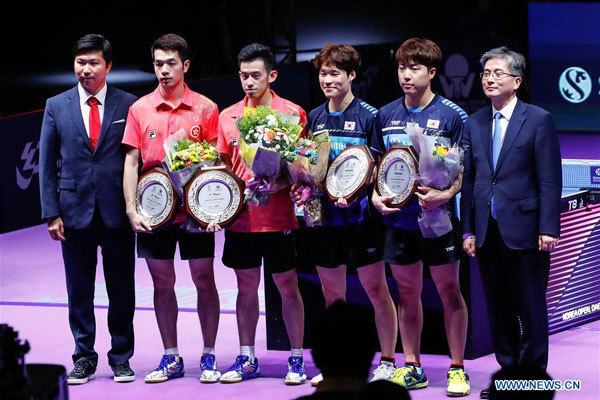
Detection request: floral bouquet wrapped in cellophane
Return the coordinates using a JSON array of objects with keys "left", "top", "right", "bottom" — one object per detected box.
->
[
  {"left": 236, "top": 106, "right": 304, "bottom": 205},
  {"left": 285, "top": 133, "right": 331, "bottom": 226},
  {"left": 405, "top": 123, "right": 463, "bottom": 238},
  {"left": 161, "top": 129, "right": 219, "bottom": 201}
]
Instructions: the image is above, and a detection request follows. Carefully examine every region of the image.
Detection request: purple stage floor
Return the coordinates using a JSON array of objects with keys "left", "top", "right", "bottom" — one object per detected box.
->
[{"left": 1, "top": 225, "right": 599, "bottom": 399}]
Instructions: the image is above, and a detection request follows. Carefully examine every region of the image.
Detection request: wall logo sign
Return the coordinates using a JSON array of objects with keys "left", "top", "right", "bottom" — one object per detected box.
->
[
  {"left": 559, "top": 67, "right": 592, "bottom": 104},
  {"left": 16, "top": 141, "right": 39, "bottom": 190},
  {"left": 439, "top": 54, "right": 475, "bottom": 99}
]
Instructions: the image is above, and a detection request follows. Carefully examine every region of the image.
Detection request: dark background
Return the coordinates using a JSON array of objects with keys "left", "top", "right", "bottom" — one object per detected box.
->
[{"left": 1, "top": 0, "right": 528, "bottom": 117}]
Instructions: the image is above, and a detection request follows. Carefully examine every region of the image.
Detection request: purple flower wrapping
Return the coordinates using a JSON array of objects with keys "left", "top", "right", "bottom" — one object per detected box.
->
[{"left": 406, "top": 124, "right": 463, "bottom": 238}]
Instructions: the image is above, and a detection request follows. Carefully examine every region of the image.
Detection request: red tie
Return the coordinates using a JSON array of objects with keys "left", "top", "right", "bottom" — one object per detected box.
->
[{"left": 88, "top": 97, "right": 101, "bottom": 150}]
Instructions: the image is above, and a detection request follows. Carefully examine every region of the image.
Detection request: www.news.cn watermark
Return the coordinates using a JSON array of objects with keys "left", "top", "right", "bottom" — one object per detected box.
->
[{"left": 495, "top": 379, "right": 582, "bottom": 391}]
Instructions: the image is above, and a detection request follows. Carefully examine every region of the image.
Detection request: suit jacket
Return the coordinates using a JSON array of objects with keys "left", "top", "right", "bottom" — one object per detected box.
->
[
  {"left": 39, "top": 85, "right": 137, "bottom": 230},
  {"left": 460, "top": 99, "right": 562, "bottom": 250}
]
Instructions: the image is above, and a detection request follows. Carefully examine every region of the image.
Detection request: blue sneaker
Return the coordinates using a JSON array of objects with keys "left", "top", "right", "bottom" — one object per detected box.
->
[
  {"left": 144, "top": 355, "right": 185, "bottom": 383},
  {"left": 200, "top": 354, "right": 221, "bottom": 383},
  {"left": 220, "top": 355, "right": 260, "bottom": 383},
  {"left": 285, "top": 356, "right": 307, "bottom": 385},
  {"left": 390, "top": 364, "right": 428, "bottom": 390}
]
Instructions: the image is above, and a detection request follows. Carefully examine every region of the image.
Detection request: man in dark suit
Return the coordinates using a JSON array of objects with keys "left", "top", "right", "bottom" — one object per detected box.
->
[
  {"left": 39, "top": 34, "right": 137, "bottom": 384},
  {"left": 460, "top": 47, "right": 562, "bottom": 398}
]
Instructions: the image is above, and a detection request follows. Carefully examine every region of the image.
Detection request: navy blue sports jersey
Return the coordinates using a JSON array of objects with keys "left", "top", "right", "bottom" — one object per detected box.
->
[
  {"left": 308, "top": 97, "right": 378, "bottom": 226},
  {"left": 372, "top": 94, "right": 467, "bottom": 230}
]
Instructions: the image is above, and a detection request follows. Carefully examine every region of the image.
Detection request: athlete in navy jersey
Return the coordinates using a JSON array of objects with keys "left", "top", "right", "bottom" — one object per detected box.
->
[
  {"left": 307, "top": 97, "right": 378, "bottom": 226},
  {"left": 292, "top": 44, "right": 397, "bottom": 385},
  {"left": 372, "top": 94, "right": 467, "bottom": 230},
  {"left": 371, "top": 38, "right": 470, "bottom": 397}
]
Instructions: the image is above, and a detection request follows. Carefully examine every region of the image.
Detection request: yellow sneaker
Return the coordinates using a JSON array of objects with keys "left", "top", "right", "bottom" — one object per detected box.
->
[
  {"left": 390, "top": 364, "right": 428, "bottom": 389},
  {"left": 447, "top": 368, "right": 470, "bottom": 397}
]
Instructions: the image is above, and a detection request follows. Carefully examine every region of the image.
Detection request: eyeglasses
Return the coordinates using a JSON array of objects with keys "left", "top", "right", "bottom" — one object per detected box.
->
[{"left": 480, "top": 71, "right": 519, "bottom": 80}]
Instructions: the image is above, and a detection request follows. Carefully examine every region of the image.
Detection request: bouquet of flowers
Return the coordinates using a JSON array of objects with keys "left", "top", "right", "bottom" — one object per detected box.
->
[
  {"left": 162, "top": 129, "right": 219, "bottom": 201},
  {"left": 236, "top": 106, "right": 304, "bottom": 204},
  {"left": 406, "top": 123, "right": 463, "bottom": 238},
  {"left": 285, "top": 133, "right": 331, "bottom": 226}
]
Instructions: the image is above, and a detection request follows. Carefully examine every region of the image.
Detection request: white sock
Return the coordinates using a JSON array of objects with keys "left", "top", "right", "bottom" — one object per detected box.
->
[
  {"left": 291, "top": 348, "right": 303, "bottom": 358},
  {"left": 165, "top": 347, "right": 179, "bottom": 356},
  {"left": 203, "top": 347, "right": 215, "bottom": 356},
  {"left": 240, "top": 346, "right": 255, "bottom": 362}
]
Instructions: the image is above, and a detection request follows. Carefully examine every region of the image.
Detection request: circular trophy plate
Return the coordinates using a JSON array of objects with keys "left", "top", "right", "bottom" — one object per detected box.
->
[
  {"left": 185, "top": 166, "right": 245, "bottom": 227},
  {"left": 325, "top": 145, "right": 374, "bottom": 203},
  {"left": 376, "top": 147, "right": 418, "bottom": 207},
  {"left": 136, "top": 168, "right": 177, "bottom": 229}
]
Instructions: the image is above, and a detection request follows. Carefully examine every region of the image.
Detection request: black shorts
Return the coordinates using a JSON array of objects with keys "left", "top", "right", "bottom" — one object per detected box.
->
[
  {"left": 137, "top": 224, "right": 215, "bottom": 260},
  {"left": 383, "top": 226, "right": 459, "bottom": 267},
  {"left": 309, "top": 219, "right": 383, "bottom": 270},
  {"left": 222, "top": 230, "right": 297, "bottom": 274}
]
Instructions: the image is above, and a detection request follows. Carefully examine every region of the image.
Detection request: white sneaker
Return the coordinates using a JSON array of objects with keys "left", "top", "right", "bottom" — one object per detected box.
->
[
  {"left": 200, "top": 354, "right": 221, "bottom": 383},
  {"left": 310, "top": 373, "right": 323, "bottom": 387},
  {"left": 284, "top": 356, "right": 307, "bottom": 385},
  {"left": 370, "top": 362, "right": 397, "bottom": 382}
]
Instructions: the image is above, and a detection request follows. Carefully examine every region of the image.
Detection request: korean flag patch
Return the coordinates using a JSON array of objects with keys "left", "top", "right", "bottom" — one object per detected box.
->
[
  {"left": 426, "top": 119, "right": 440, "bottom": 129},
  {"left": 344, "top": 121, "right": 356, "bottom": 130}
]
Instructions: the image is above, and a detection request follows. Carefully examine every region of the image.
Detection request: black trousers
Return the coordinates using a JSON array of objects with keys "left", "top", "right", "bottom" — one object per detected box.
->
[
  {"left": 477, "top": 216, "right": 550, "bottom": 370},
  {"left": 61, "top": 208, "right": 135, "bottom": 366}
]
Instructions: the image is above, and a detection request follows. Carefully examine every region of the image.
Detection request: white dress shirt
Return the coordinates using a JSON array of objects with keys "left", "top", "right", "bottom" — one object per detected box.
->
[
  {"left": 491, "top": 95, "right": 518, "bottom": 145},
  {"left": 78, "top": 83, "right": 107, "bottom": 137}
]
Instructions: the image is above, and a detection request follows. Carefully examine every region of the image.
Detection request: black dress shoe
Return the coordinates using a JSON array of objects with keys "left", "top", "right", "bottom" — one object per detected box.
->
[
  {"left": 480, "top": 388, "right": 490, "bottom": 398},
  {"left": 112, "top": 361, "right": 136, "bottom": 382},
  {"left": 67, "top": 359, "right": 97, "bottom": 385}
]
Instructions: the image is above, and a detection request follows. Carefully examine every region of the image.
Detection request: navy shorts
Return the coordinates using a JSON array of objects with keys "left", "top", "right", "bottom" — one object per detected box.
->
[
  {"left": 383, "top": 226, "right": 459, "bottom": 267},
  {"left": 308, "top": 218, "right": 383, "bottom": 270}
]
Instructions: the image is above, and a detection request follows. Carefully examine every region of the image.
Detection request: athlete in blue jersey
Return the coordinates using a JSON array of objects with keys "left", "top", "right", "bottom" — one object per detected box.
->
[
  {"left": 371, "top": 38, "right": 470, "bottom": 396},
  {"left": 292, "top": 44, "right": 397, "bottom": 385}
]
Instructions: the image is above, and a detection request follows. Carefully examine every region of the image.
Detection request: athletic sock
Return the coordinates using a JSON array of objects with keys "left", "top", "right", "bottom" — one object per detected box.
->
[
  {"left": 203, "top": 347, "right": 215, "bottom": 356},
  {"left": 290, "top": 348, "right": 303, "bottom": 358},
  {"left": 240, "top": 346, "right": 256, "bottom": 362},
  {"left": 380, "top": 356, "right": 396, "bottom": 366},
  {"left": 405, "top": 361, "right": 422, "bottom": 374},
  {"left": 450, "top": 363, "right": 464, "bottom": 370},
  {"left": 165, "top": 347, "right": 179, "bottom": 358}
]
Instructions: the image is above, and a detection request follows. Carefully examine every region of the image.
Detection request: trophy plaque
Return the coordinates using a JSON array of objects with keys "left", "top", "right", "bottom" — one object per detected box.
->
[
  {"left": 376, "top": 146, "right": 418, "bottom": 208},
  {"left": 185, "top": 166, "right": 245, "bottom": 228},
  {"left": 136, "top": 168, "right": 177, "bottom": 229},
  {"left": 325, "top": 145, "right": 375, "bottom": 203}
]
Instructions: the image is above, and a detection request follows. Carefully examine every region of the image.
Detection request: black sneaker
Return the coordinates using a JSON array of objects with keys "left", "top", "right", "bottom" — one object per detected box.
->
[
  {"left": 67, "top": 359, "right": 97, "bottom": 385},
  {"left": 112, "top": 361, "right": 136, "bottom": 383}
]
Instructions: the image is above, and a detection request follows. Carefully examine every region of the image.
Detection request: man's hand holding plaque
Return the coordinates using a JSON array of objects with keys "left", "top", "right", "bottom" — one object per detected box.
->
[
  {"left": 325, "top": 145, "right": 375, "bottom": 205},
  {"left": 375, "top": 146, "right": 418, "bottom": 208},
  {"left": 185, "top": 166, "right": 245, "bottom": 229},
  {"left": 135, "top": 168, "right": 178, "bottom": 230}
]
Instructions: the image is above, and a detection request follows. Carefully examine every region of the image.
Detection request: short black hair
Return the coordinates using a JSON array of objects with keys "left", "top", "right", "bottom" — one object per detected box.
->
[
  {"left": 73, "top": 34, "right": 112, "bottom": 64},
  {"left": 151, "top": 33, "right": 189, "bottom": 63},
  {"left": 311, "top": 301, "right": 376, "bottom": 381},
  {"left": 237, "top": 43, "right": 275, "bottom": 72}
]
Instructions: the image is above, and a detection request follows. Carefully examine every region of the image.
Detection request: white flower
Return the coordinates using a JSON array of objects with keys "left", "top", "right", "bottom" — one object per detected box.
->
[
  {"left": 266, "top": 114, "right": 278, "bottom": 127},
  {"left": 257, "top": 125, "right": 265, "bottom": 134},
  {"left": 275, "top": 144, "right": 280, "bottom": 150}
]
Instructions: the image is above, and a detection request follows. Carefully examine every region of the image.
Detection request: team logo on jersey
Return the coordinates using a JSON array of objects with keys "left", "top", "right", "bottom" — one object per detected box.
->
[
  {"left": 148, "top": 129, "right": 157, "bottom": 139},
  {"left": 316, "top": 124, "right": 325, "bottom": 129},
  {"left": 190, "top": 125, "right": 201, "bottom": 138},
  {"left": 232, "top": 139, "right": 238, "bottom": 146},
  {"left": 344, "top": 121, "right": 356, "bottom": 130},
  {"left": 390, "top": 120, "right": 402, "bottom": 126},
  {"left": 426, "top": 119, "right": 440, "bottom": 129}
]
